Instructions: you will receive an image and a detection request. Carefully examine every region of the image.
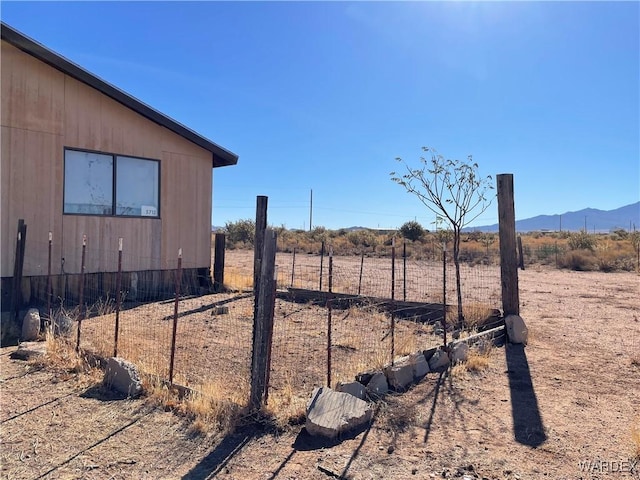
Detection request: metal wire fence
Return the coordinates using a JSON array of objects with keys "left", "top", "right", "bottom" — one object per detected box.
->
[{"left": 11, "top": 232, "right": 501, "bottom": 418}]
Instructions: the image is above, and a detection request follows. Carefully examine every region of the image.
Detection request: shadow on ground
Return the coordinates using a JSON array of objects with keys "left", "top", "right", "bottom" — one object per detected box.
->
[
  {"left": 181, "top": 407, "right": 379, "bottom": 480},
  {"left": 505, "top": 342, "right": 547, "bottom": 447},
  {"left": 181, "top": 426, "right": 257, "bottom": 480}
]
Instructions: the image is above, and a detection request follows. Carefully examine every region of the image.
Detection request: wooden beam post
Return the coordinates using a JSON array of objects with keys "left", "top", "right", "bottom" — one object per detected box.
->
[
  {"left": 249, "top": 229, "right": 277, "bottom": 410},
  {"left": 11, "top": 219, "right": 27, "bottom": 325},
  {"left": 253, "top": 196, "right": 268, "bottom": 293},
  {"left": 497, "top": 174, "right": 520, "bottom": 316},
  {"left": 517, "top": 236, "right": 525, "bottom": 271},
  {"left": 213, "top": 233, "right": 226, "bottom": 293}
]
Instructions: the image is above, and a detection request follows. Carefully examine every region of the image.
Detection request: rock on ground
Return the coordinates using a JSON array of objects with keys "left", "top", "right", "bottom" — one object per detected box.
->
[
  {"left": 411, "top": 352, "right": 430, "bottom": 379},
  {"left": 336, "top": 381, "right": 366, "bottom": 400},
  {"left": 451, "top": 342, "right": 469, "bottom": 364},
  {"left": 365, "top": 372, "right": 389, "bottom": 399},
  {"left": 21, "top": 309, "right": 40, "bottom": 341},
  {"left": 505, "top": 314, "right": 528, "bottom": 345},
  {"left": 306, "top": 387, "right": 373, "bottom": 438},
  {"left": 104, "top": 357, "right": 143, "bottom": 397},
  {"left": 428, "top": 349, "right": 450, "bottom": 371},
  {"left": 384, "top": 361, "right": 414, "bottom": 391}
]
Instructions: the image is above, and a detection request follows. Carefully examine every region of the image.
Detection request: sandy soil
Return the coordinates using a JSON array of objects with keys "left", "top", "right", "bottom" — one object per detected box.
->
[{"left": 1, "top": 266, "right": 639, "bottom": 480}]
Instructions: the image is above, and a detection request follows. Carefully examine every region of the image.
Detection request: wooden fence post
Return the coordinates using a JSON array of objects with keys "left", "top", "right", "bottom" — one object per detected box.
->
[
  {"left": 46, "top": 232, "right": 52, "bottom": 330},
  {"left": 253, "top": 196, "right": 268, "bottom": 293},
  {"left": 169, "top": 248, "right": 183, "bottom": 384},
  {"left": 497, "top": 174, "right": 520, "bottom": 316},
  {"left": 517, "top": 236, "right": 525, "bottom": 270},
  {"left": 113, "top": 238, "right": 123, "bottom": 357},
  {"left": 11, "top": 219, "right": 27, "bottom": 326},
  {"left": 249, "top": 229, "right": 277, "bottom": 410},
  {"left": 76, "top": 235, "right": 87, "bottom": 352},
  {"left": 213, "top": 233, "right": 226, "bottom": 293}
]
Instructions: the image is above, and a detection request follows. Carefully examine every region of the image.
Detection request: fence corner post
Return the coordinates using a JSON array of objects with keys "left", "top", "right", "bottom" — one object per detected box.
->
[
  {"left": 497, "top": 174, "right": 520, "bottom": 316},
  {"left": 249, "top": 229, "right": 277, "bottom": 410},
  {"left": 213, "top": 233, "right": 226, "bottom": 293}
]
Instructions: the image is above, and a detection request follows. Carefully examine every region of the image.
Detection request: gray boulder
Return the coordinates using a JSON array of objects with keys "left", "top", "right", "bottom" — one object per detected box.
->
[
  {"left": 21, "top": 308, "right": 40, "bottom": 341},
  {"left": 53, "top": 314, "right": 73, "bottom": 337},
  {"left": 306, "top": 387, "right": 373, "bottom": 438},
  {"left": 428, "top": 349, "right": 450, "bottom": 371},
  {"left": 336, "top": 381, "right": 366, "bottom": 400},
  {"left": 411, "top": 352, "right": 430, "bottom": 379},
  {"left": 505, "top": 314, "right": 528, "bottom": 345},
  {"left": 365, "top": 372, "right": 388, "bottom": 399},
  {"left": 384, "top": 360, "right": 414, "bottom": 391},
  {"left": 105, "top": 357, "right": 143, "bottom": 397},
  {"left": 451, "top": 342, "right": 469, "bottom": 364}
]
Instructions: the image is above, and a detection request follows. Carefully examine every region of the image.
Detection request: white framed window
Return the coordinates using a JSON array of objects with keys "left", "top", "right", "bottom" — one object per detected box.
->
[{"left": 64, "top": 149, "right": 160, "bottom": 217}]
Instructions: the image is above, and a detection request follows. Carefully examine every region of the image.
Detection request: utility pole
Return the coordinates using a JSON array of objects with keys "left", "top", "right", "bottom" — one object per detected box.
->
[
  {"left": 559, "top": 215, "right": 562, "bottom": 233},
  {"left": 309, "top": 189, "right": 313, "bottom": 232}
]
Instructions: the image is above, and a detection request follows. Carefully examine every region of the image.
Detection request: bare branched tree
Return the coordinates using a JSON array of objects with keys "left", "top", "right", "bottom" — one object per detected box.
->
[{"left": 390, "top": 147, "right": 494, "bottom": 327}]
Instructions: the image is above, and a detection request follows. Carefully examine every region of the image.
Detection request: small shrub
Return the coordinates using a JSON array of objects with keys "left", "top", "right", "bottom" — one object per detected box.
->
[
  {"left": 567, "top": 231, "right": 597, "bottom": 251},
  {"left": 399, "top": 221, "right": 425, "bottom": 242},
  {"left": 465, "top": 351, "right": 491, "bottom": 372},
  {"left": 558, "top": 250, "right": 596, "bottom": 271},
  {"left": 225, "top": 219, "right": 255, "bottom": 245}
]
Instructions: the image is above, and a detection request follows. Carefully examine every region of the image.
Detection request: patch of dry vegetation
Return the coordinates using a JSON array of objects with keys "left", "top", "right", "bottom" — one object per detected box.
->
[
  {"left": 451, "top": 343, "right": 493, "bottom": 379},
  {"left": 30, "top": 331, "right": 103, "bottom": 387},
  {"left": 218, "top": 226, "right": 639, "bottom": 272}
]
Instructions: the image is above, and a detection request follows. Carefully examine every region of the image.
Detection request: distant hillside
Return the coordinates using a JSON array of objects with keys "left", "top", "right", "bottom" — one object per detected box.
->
[{"left": 466, "top": 202, "right": 640, "bottom": 233}]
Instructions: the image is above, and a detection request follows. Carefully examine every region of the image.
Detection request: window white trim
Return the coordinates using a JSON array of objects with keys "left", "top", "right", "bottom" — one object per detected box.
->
[{"left": 63, "top": 148, "right": 160, "bottom": 218}]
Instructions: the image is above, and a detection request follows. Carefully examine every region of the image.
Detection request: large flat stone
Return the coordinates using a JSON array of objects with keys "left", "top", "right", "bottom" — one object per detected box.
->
[{"left": 306, "top": 387, "right": 373, "bottom": 438}]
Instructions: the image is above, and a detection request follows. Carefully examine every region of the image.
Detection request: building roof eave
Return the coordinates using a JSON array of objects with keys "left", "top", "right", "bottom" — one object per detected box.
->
[{"left": 1, "top": 22, "right": 238, "bottom": 168}]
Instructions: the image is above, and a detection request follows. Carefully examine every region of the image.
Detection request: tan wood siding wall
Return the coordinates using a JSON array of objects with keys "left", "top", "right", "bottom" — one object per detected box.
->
[{"left": 1, "top": 41, "right": 214, "bottom": 277}]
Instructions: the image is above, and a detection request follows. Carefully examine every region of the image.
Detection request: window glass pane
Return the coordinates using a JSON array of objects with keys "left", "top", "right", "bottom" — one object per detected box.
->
[
  {"left": 116, "top": 156, "right": 159, "bottom": 216},
  {"left": 64, "top": 150, "right": 113, "bottom": 214}
]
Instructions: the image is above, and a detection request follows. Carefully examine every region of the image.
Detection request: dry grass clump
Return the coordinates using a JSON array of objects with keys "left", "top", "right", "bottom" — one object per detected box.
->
[
  {"left": 224, "top": 266, "right": 254, "bottom": 291},
  {"left": 452, "top": 342, "right": 493, "bottom": 378},
  {"left": 264, "top": 380, "right": 307, "bottom": 430},
  {"left": 145, "top": 377, "right": 250, "bottom": 436},
  {"left": 31, "top": 331, "right": 103, "bottom": 386},
  {"left": 183, "top": 382, "right": 246, "bottom": 435}
]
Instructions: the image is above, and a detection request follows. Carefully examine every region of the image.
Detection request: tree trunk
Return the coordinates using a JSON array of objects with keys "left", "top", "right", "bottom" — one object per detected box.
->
[{"left": 453, "top": 228, "right": 464, "bottom": 329}]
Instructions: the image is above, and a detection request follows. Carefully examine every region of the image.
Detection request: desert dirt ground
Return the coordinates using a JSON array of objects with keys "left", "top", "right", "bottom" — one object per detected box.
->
[{"left": 1, "top": 265, "right": 639, "bottom": 480}]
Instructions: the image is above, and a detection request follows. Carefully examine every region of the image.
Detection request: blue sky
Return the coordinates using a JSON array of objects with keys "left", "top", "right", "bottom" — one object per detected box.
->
[{"left": 2, "top": 1, "right": 638, "bottom": 230}]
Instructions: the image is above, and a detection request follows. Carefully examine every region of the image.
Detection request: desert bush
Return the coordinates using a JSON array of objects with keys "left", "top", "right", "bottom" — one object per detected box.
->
[
  {"left": 558, "top": 249, "right": 597, "bottom": 271},
  {"left": 225, "top": 219, "right": 255, "bottom": 246},
  {"left": 347, "top": 229, "right": 379, "bottom": 249},
  {"left": 611, "top": 229, "right": 629, "bottom": 240},
  {"left": 567, "top": 231, "right": 597, "bottom": 251},
  {"left": 399, "top": 221, "right": 425, "bottom": 241}
]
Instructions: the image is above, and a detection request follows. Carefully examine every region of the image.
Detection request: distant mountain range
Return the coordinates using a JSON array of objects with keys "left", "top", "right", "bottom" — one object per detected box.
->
[
  {"left": 465, "top": 202, "right": 640, "bottom": 233},
  {"left": 214, "top": 202, "right": 640, "bottom": 234}
]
